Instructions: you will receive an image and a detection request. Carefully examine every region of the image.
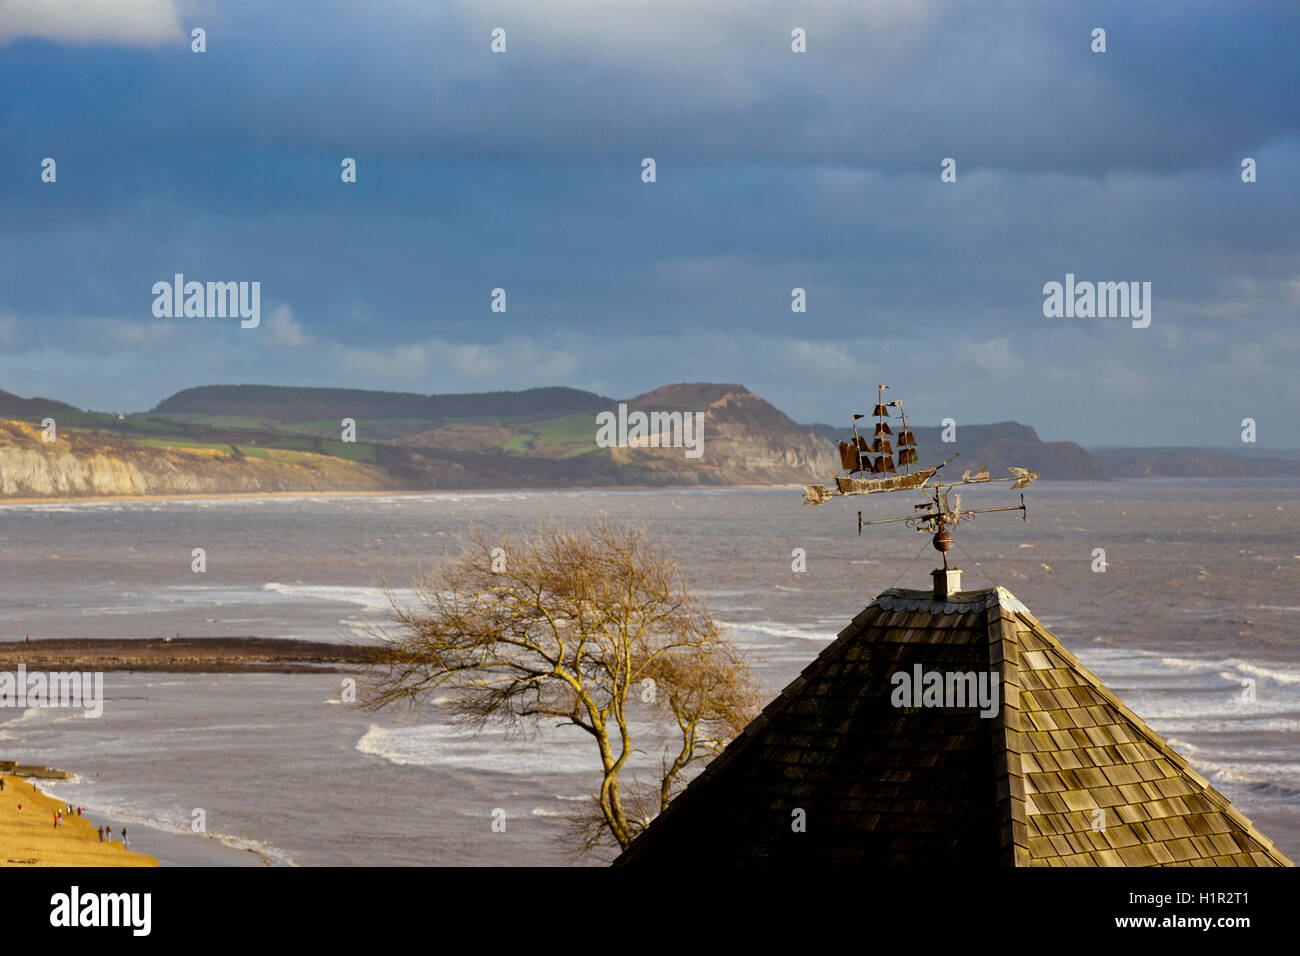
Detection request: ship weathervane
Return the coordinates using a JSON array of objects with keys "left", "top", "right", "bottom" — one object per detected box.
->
[{"left": 803, "top": 385, "right": 1040, "bottom": 564}]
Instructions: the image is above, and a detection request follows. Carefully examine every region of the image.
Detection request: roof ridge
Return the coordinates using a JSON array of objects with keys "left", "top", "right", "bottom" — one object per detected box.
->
[{"left": 986, "top": 605, "right": 1031, "bottom": 865}]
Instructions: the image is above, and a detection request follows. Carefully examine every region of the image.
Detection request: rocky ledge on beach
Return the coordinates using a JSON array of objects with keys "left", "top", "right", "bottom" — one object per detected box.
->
[{"left": 0, "top": 637, "right": 378, "bottom": 673}]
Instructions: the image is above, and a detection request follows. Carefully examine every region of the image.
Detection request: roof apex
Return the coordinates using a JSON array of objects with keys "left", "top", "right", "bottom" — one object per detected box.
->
[{"left": 871, "top": 584, "right": 1030, "bottom": 616}]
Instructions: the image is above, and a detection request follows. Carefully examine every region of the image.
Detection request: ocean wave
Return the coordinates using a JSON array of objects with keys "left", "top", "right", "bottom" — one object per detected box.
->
[
  {"left": 355, "top": 722, "right": 650, "bottom": 776},
  {"left": 1236, "top": 661, "right": 1300, "bottom": 685},
  {"left": 1142, "top": 716, "right": 1300, "bottom": 734},
  {"left": 1151, "top": 655, "right": 1300, "bottom": 687},
  {"left": 262, "top": 582, "right": 417, "bottom": 612},
  {"left": 1158, "top": 656, "right": 1216, "bottom": 672},
  {"left": 1184, "top": 757, "right": 1300, "bottom": 802},
  {"left": 716, "top": 620, "right": 836, "bottom": 642},
  {"left": 0, "top": 707, "right": 59, "bottom": 737}
]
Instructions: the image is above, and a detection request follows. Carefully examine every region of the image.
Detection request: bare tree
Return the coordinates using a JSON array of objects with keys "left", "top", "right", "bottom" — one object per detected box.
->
[{"left": 364, "top": 519, "right": 761, "bottom": 853}]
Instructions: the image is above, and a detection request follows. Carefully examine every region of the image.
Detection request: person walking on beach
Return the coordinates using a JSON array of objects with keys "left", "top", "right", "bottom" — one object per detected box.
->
[
  {"left": 98, "top": 826, "right": 104, "bottom": 842},
  {"left": 121, "top": 826, "right": 128, "bottom": 844},
  {"left": 53, "top": 811, "right": 59, "bottom": 828},
  {"left": 105, "top": 825, "right": 112, "bottom": 841},
  {"left": 1, "top": 776, "right": 5, "bottom": 792}
]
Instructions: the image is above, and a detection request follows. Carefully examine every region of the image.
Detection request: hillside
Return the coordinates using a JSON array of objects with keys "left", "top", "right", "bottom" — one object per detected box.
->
[
  {"left": 154, "top": 384, "right": 609, "bottom": 426},
  {"left": 0, "top": 388, "right": 77, "bottom": 420},
  {"left": 607, "top": 383, "right": 838, "bottom": 485},
  {"left": 0, "top": 383, "right": 839, "bottom": 497},
  {"left": 385, "top": 383, "right": 837, "bottom": 486},
  {"left": 806, "top": 421, "right": 1106, "bottom": 481}
]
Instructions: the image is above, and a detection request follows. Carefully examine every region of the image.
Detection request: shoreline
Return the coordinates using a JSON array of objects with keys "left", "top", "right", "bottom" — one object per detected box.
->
[
  {"left": 1, "top": 475, "right": 1297, "bottom": 509},
  {"left": 28, "top": 779, "right": 279, "bottom": 868},
  {"left": 0, "top": 772, "right": 157, "bottom": 866},
  {"left": 0, "top": 484, "right": 813, "bottom": 508},
  {"left": 0, "top": 488, "right": 439, "bottom": 507}
]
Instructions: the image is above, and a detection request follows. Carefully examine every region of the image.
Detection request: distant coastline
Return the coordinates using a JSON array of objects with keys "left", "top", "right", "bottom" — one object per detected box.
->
[
  {"left": 3, "top": 384, "right": 1299, "bottom": 501},
  {"left": 0, "top": 483, "right": 817, "bottom": 507},
  {"left": 0, "top": 488, "right": 426, "bottom": 507}
]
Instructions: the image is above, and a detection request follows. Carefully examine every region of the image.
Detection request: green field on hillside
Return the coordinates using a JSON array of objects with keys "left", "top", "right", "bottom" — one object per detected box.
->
[
  {"left": 132, "top": 412, "right": 288, "bottom": 430},
  {"left": 8, "top": 392, "right": 603, "bottom": 469},
  {"left": 135, "top": 438, "right": 236, "bottom": 454},
  {"left": 131, "top": 434, "right": 378, "bottom": 463},
  {"left": 279, "top": 417, "right": 431, "bottom": 438}
]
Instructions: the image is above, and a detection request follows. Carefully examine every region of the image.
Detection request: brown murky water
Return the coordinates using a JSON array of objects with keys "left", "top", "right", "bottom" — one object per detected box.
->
[{"left": 1, "top": 481, "right": 1296, "bottom": 864}]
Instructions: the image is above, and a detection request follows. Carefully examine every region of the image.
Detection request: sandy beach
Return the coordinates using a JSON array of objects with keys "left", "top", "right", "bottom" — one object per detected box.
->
[{"left": 0, "top": 774, "right": 157, "bottom": 866}]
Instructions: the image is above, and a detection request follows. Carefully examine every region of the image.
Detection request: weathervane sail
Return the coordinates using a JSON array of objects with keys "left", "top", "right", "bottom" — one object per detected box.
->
[{"left": 804, "top": 385, "right": 958, "bottom": 505}]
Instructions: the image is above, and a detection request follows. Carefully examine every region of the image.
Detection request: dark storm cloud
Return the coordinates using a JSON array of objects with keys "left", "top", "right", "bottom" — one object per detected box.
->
[{"left": 0, "top": 0, "right": 1296, "bottom": 444}]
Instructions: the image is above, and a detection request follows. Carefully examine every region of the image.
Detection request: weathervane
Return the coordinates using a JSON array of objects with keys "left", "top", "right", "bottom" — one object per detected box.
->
[{"left": 804, "top": 384, "right": 1038, "bottom": 573}]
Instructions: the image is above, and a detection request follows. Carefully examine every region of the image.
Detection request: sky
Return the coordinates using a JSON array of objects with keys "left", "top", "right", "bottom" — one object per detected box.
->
[{"left": 1, "top": 0, "right": 1297, "bottom": 446}]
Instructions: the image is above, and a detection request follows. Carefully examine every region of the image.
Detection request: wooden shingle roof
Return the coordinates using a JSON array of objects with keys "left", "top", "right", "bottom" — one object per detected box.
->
[{"left": 615, "top": 586, "right": 1291, "bottom": 867}]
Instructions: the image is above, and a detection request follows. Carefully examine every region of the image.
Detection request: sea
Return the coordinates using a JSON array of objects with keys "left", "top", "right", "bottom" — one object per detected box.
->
[{"left": 0, "top": 481, "right": 1297, "bottom": 866}]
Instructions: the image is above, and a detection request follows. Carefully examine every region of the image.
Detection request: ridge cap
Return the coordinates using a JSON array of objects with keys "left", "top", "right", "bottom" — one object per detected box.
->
[{"left": 873, "top": 585, "right": 1006, "bottom": 615}]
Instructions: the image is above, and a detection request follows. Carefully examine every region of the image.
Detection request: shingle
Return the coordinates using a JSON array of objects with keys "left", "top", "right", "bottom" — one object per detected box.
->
[{"left": 1147, "top": 841, "right": 1176, "bottom": 865}]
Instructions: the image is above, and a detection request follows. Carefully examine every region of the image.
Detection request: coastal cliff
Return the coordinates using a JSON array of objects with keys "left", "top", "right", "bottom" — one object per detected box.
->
[
  {"left": 0, "top": 419, "right": 395, "bottom": 498},
  {"left": 603, "top": 384, "right": 840, "bottom": 485}
]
